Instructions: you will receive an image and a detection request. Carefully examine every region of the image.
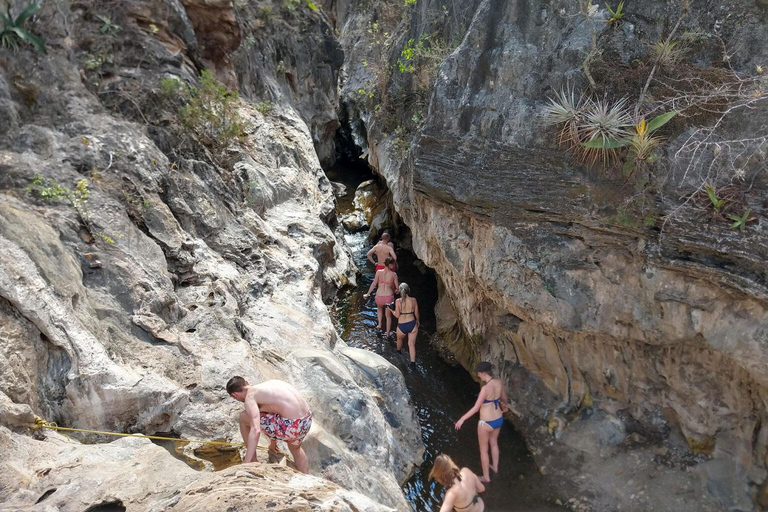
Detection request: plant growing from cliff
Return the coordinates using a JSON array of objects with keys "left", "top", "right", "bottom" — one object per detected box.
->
[
  {"left": 604, "top": 1, "right": 625, "bottom": 23},
  {"left": 404, "top": 0, "right": 417, "bottom": 5},
  {"left": 649, "top": 39, "right": 683, "bottom": 68},
  {"left": 282, "top": 0, "right": 301, "bottom": 11},
  {"left": 729, "top": 208, "right": 754, "bottom": 232},
  {"left": 26, "top": 177, "right": 102, "bottom": 238},
  {"left": 95, "top": 14, "right": 121, "bottom": 33},
  {"left": 704, "top": 184, "right": 726, "bottom": 212},
  {"left": 255, "top": 101, "right": 274, "bottom": 115},
  {"left": 578, "top": 97, "right": 632, "bottom": 165},
  {"left": 25, "top": 176, "right": 68, "bottom": 201},
  {"left": 543, "top": 86, "right": 585, "bottom": 148},
  {"left": 582, "top": 111, "right": 676, "bottom": 175},
  {"left": 176, "top": 70, "right": 248, "bottom": 153},
  {"left": 398, "top": 38, "right": 416, "bottom": 73},
  {"left": 0, "top": 1, "right": 45, "bottom": 53}
]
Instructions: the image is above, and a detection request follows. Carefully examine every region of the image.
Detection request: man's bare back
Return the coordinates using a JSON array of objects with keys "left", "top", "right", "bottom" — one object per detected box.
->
[
  {"left": 227, "top": 376, "right": 313, "bottom": 472},
  {"left": 246, "top": 379, "right": 309, "bottom": 419},
  {"left": 367, "top": 240, "right": 396, "bottom": 267}
]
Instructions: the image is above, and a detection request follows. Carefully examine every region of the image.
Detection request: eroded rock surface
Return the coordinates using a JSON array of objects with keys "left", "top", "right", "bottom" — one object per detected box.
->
[
  {"left": 0, "top": 0, "right": 422, "bottom": 510},
  {"left": 330, "top": 0, "right": 768, "bottom": 509},
  {"left": 0, "top": 427, "right": 393, "bottom": 512}
]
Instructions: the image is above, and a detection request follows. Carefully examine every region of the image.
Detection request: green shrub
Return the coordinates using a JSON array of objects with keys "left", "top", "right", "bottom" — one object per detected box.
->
[
  {"left": 282, "top": 0, "right": 301, "bottom": 11},
  {"left": 0, "top": 2, "right": 45, "bottom": 53},
  {"left": 255, "top": 101, "right": 274, "bottom": 115},
  {"left": 176, "top": 70, "right": 248, "bottom": 151},
  {"left": 605, "top": 1, "right": 624, "bottom": 23},
  {"left": 95, "top": 14, "right": 121, "bottom": 33},
  {"left": 160, "top": 77, "right": 183, "bottom": 97}
]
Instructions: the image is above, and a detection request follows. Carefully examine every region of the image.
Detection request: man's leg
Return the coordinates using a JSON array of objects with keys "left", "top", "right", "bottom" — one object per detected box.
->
[{"left": 287, "top": 442, "right": 309, "bottom": 474}]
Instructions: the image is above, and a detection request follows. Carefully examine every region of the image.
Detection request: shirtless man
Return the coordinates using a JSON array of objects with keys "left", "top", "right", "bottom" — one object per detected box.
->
[
  {"left": 226, "top": 376, "right": 312, "bottom": 473},
  {"left": 366, "top": 232, "right": 397, "bottom": 272}
]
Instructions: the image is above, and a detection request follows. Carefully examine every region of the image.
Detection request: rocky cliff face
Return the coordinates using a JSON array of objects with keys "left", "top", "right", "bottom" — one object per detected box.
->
[
  {"left": 331, "top": 0, "right": 768, "bottom": 509},
  {"left": 0, "top": 0, "right": 422, "bottom": 510}
]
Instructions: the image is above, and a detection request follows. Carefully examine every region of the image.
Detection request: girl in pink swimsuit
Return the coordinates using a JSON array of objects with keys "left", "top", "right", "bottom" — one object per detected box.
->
[{"left": 363, "top": 257, "right": 399, "bottom": 337}]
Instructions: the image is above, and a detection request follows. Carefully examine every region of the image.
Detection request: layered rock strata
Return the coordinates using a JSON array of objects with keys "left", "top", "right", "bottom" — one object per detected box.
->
[{"left": 330, "top": 0, "right": 768, "bottom": 509}]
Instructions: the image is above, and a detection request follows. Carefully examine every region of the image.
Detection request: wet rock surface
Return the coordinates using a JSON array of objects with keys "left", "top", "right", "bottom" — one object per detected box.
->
[
  {"left": 0, "top": 0, "right": 421, "bottom": 510},
  {"left": 0, "top": 427, "right": 394, "bottom": 512}
]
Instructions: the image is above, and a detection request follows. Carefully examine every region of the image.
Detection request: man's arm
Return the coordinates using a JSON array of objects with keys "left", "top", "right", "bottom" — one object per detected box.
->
[
  {"left": 388, "top": 245, "right": 397, "bottom": 261},
  {"left": 366, "top": 247, "right": 375, "bottom": 265},
  {"left": 243, "top": 395, "right": 261, "bottom": 463}
]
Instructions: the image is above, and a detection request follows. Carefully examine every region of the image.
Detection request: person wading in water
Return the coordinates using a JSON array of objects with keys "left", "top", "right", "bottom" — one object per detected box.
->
[
  {"left": 429, "top": 453, "right": 486, "bottom": 512},
  {"left": 454, "top": 362, "right": 510, "bottom": 482},
  {"left": 226, "top": 376, "right": 313, "bottom": 473},
  {"left": 366, "top": 231, "right": 397, "bottom": 272},
  {"left": 363, "top": 257, "right": 399, "bottom": 337},
  {"left": 392, "top": 282, "right": 420, "bottom": 365}
]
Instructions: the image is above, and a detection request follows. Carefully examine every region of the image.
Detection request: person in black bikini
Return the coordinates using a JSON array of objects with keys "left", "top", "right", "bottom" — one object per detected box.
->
[
  {"left": 392, "top": 282, "right": 420, "bottom": 364},
  {"left": 455, "top": 362, "right": 509, "bottom": 482},
  {"left": 429, "top": 453, "right": 486, "bottom": 512}
]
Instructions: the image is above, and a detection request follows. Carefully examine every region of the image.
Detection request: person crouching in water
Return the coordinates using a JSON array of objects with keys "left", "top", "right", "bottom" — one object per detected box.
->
[
  {"left": 429, "top": 454, "right": 486, "bottom": 512},
  {"left": 454, "top": 362, "right": 509, "bottom": 482},
  {"left": 363, "top": 256, "right": 399, "bottom": 337},
  {"left": 226, "top": 376, "right": 312, "bottom": 473},
  {"left": 393, "top": 282, "right": 420, "bottom": 364}
]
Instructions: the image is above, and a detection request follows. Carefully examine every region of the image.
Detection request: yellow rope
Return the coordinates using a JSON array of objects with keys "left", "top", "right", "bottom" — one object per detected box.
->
[{"left": 32, "top": 416, "right": 245, "bottom": 449}]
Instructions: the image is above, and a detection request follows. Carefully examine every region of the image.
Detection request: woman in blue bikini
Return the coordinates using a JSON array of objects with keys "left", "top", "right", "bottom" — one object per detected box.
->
[
  {"left": 455, "top": 362, "right": 509, "bottom": 482},
  {"left": 392, "top": 282, "right": 420, "bottom": 364}
]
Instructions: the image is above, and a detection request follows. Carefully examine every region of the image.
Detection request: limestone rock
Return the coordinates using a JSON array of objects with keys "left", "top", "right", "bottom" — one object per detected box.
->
[
  {"left": 0, "top": 391, "right": 35, "bottom": 429},
  {"left": 0, "top": 0, "right": 421, "bottom": 509},
  {"left": 341, "top": 213, "right": 368, "bottom": 233},
  {"left": 0, "top": 427, "right": 393, "bottom": 512}
]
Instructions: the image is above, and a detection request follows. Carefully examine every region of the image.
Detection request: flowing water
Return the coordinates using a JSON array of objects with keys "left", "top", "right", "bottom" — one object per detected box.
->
[{"left": 327, "top": 164, "right": 564, "bottom": 512}]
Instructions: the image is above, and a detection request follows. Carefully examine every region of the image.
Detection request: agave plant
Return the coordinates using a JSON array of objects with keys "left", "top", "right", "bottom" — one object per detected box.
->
[
  {"left": 582, "top": 110, "right": 676, "bottom": 173},
  {"left": 650, "top": 39, "right": 682, "bottom": 67},
  {"left": 0, "top": 1, "right": 45, "bottom": 53},
  {"left": 543, "top": 86, "right": 585, "bottom": 148},
  {"left": 578, "top": 97, "right": 632, "bottom": 165}
]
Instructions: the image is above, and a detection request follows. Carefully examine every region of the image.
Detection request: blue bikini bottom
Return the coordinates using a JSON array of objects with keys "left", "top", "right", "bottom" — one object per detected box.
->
[
  {"left": 398, "top": 319, "right": 417, "bottom": 334},
  {"left": 481, "top": 417, "right": 503, "bottom": 430}
]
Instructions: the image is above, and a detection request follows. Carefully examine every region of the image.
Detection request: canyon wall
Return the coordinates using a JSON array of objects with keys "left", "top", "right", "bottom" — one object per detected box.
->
[
  {"left": 331, "top": 0, "right": 768, "bottom": 509},
  {"left": 0, "top": 0, "right": 422, "bottom": 510}
]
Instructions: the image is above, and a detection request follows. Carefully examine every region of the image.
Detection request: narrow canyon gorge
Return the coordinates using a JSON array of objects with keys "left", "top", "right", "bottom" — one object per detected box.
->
[{"left": 2, "top": 0, "right": 768, "bottom": 511}]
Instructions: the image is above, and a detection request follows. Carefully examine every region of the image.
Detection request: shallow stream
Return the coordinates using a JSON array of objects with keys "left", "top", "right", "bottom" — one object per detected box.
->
[{"left": 327, "top": 164, "right": 564, "bottom": 512}]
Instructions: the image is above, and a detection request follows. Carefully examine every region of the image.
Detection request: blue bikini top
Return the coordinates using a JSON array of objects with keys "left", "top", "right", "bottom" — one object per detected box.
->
[{"left": 483, "top": 397, "right": 500, "bottom": 409}]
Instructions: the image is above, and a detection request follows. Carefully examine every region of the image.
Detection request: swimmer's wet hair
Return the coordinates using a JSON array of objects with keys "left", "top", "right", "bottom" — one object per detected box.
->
[
  {"left": 384, "top": 256, "right": 395, "bottom": 266},
  {"left": 226, "top": 376, "right": 246, "bottom": 395},
  {"left": 429, "top": 454, "right": 462, "bottom": 488},
  {"left": 475, "top": 361, "right": 493, "bottom": 376}
]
